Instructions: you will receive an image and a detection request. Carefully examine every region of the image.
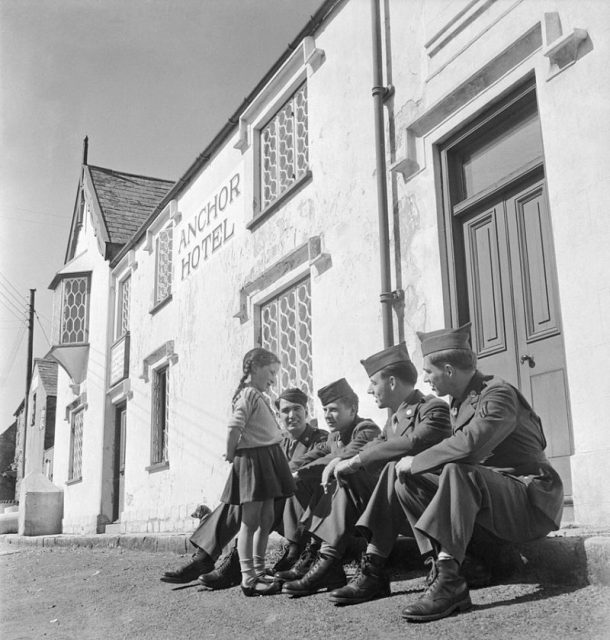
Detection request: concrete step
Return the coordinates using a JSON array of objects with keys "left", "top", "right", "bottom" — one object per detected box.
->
[
  {"left": 1, "top": 527, "right": 609, "bottom": 586},
  {"left": 103, "top": 523, "right": 123, "bottom": 534}
]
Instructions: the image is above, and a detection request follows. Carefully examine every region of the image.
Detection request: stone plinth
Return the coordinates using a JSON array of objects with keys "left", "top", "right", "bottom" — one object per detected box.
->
[{"left": 18, "top": 472, "right": 63, "bottom": 536}]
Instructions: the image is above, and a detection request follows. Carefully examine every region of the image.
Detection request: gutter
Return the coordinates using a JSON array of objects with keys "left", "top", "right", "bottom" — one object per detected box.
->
[{"left": 110, "top": 0, "right": 344, "bottom": 269}]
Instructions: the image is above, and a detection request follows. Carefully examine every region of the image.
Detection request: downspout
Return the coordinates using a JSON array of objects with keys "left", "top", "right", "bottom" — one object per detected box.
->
[{"left": 370, "top": 0, "right": 394, "bottom": 348}]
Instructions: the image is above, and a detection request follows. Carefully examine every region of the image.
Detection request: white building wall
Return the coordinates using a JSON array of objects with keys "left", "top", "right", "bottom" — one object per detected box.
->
[
  {"left": 385, "top": 0, "right": 610, "bottom": 524},
  {"left": 115, "top": 0, "right": 393, "bottom": 532},
  {"left": 52, "top": 199, "right": 113, "bottom": 534},
  {"left": 535, "top": 1, "right": 610, "bottom": 524},
  {"left": 58, "top": 0, "right": 610, "bottom": 533}
]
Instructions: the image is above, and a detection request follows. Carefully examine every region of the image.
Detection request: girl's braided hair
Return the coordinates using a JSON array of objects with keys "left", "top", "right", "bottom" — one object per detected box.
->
[{"left": 231, "top": 347, "right": 280, "bottom": 407}]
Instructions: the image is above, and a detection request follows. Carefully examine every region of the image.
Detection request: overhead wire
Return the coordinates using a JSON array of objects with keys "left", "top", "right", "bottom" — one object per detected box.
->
[
  {"left": 0, "top": 323, "right": 27, "bottom": 388},
  {"left": 35, "top": 312, "right": 51, "bottom": 346},
  {"left": 0, "top": 296, "right": 25, "bottom": 322},
  {"left": 0, "top": 289, "right": 26, "bottom": 318}
]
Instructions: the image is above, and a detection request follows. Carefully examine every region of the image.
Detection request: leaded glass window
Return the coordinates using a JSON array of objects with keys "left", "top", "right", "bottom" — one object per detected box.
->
[
  {"left": 151, "top": 365, "right": 169, "bottom": 464},
  {"left": 60, "top": 276, "right": 89, "bottom": 344},
  {"left": 154, "top": 226, "right": 173, "bottom": 305},
  {"left": 69, "top": 409, "right": 84, "bottom": 481},
  {"left": 260, "top": 83, "right": 309, "bottom": 211},
  {"left": 260, "top": 278, "right": 313, "bottom": 413},
  {"left": 116, "top": 276, "right": 131, "bottom": 339}
]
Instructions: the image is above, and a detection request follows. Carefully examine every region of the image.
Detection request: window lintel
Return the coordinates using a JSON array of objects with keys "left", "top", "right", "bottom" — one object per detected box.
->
[{"left": 234, "top": 36, "right": 323, "bottom": 153}]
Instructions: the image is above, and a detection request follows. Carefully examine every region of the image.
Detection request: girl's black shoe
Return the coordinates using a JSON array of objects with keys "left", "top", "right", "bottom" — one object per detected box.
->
[{"left": 241, "top": 575, "right": 282, "bottom": 597}]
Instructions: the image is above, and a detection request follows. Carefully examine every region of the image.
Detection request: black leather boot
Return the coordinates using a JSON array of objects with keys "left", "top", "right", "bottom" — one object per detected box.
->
[
  {"left": 283, "top": 554, "right": 347, "bottom": 597},
  {"left": 424, "top": 554, "right": 491, "bottom": 589},
  {"left": 402, "top": 558, "right": 472, "bottom": 622},
  {"left": 160, "top": 549, "right": 214, "bottom": 583},
  {"left": 274, "top": 541, "right": 320, "bottom": 582},
  {"left": 329, "top": 553, "right": 390, "bottom": 605},
  {"left": 198, "top": 547, "right": 241, "bottom": 590},
  {"left": 271, "top": 540, "right": 304, "bottom": 573}
]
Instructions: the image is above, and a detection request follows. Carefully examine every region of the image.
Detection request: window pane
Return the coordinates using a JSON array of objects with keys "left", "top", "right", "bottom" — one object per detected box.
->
[
  {"left": 151, "top": 366, "right": 169, "bottom": 464},
  {"left": 453, "top": 97, "right": 543, "bottom": 202},
  {"left": 155, "top": 227, "right": 173, "bottom": 304},
  {"left": 260, "top": 83, "right": 309, "bottom": 211},
  {"left": 116, "top": 276, "right": 130, "bottom": 339},
  {"left": 61, "top": 276, "right": 89, "bottom": 344},
  {"left": 69, "top": 410, "right": 83, "bottom": 480},
  {"left": 260, "top": 279, "right": 313, "bottom": 414}
]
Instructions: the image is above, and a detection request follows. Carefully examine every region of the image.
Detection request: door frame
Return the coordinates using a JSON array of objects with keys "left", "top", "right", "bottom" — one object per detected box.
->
[
  {"left": 436, "top": 80, "right": 543, "bottom": 328},
  {"left": 112, "top": 402, "right": 127, "bottom": 523}
]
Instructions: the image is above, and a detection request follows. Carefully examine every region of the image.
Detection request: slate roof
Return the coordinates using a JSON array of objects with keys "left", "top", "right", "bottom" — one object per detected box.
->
[
  {"left": 34, "top": 359, "right": 58, "bottom": 396},
  {"left": 88, "top": 166, "right": 174, "bottom": 245}
]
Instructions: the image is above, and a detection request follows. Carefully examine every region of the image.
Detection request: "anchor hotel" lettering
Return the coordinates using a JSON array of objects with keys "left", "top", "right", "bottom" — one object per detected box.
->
[{"left": 179, "top": 172, "right": 240, "bottom": 280}]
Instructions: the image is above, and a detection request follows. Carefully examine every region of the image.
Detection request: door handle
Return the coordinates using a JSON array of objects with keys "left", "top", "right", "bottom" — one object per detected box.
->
[{"left": 520, "top": 354, "right": 535, "bottom": 368}]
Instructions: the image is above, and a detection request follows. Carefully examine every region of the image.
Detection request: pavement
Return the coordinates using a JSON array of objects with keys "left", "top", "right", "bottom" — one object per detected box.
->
[{"left": 2, "top": 524, "right": 610, "bottom": 586}]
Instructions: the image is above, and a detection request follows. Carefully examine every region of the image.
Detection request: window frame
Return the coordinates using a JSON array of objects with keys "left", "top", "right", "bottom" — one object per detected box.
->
[
  {"left": 30, "top": 392, "right": 36, "bottom": 426},
  {"left": 152, "top": 223, "right": 173, "bottom": 311},
  {"left": 257, "top": 276, "right": 314, "bottom": 415},
  {"left": 255, "top": 82, "right": 311, "bottom": 221},
  {"left": 115, "top": 274, "right": 131, "bottom": 341},
  {"left": 68, "top": 408, "right": 84, "bottom": 483},
  {"left": 54, "top": 272, "right": 91, "bottom": 346},
  {"left": 149, "top": 364, "right": 170, "bottom": 470}
]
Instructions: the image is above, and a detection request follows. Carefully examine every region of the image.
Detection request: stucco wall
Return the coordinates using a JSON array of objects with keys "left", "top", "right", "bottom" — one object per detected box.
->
[
  {"left": 53, "top": 201, "right": 113, "bottom": 534},
  {"left": 385, "top": 0, "right": 610, "bottom": 524},
  {"left": 115, "top": 0, "right": 395, "bottom": 532}
]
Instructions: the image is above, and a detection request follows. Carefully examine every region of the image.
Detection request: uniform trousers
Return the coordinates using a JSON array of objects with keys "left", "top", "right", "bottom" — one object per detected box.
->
[
  {"left": 394, "top": 462, "right": 555, "bottom": 564},
  {"left": 282, "top": 470, "right": 324, "bottom": 543},
  {"left": 189, "top": 498, "right": 287, "bottom": 561},
  {"left": 307, "top": 468, "right": 380, "bottom": 553},
  {"left": 355, "top": 461, "right": 414, "bottom": 556}
]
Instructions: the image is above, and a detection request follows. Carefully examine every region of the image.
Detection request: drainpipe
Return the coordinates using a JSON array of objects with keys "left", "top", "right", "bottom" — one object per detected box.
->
[{"left": 370, "top": 0, "right": 393, "bottom": 348}]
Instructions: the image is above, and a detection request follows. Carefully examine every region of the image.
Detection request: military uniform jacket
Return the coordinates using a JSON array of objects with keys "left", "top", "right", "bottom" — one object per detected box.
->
[
  {"left": 411, "top": 371, "right": 564, "bottom": 528},
  {"left": 281, "top": 424, "right": 329, "bottom": 473},
  {"left": 357, "top": 389, "right": 451, "bottom": 473},
  {"left": 297, "top": 416, "right": 380, "bottom": 472}
]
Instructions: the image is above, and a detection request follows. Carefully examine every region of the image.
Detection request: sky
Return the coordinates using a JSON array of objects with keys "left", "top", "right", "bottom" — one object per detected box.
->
[{"left": 0, "top": 0, "right": 324, "bottom": 429}]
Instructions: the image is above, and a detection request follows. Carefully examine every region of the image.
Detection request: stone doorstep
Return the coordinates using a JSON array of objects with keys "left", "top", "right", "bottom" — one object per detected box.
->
[{"left": 1, "top": 530, "right": 609, "bottom": 587}]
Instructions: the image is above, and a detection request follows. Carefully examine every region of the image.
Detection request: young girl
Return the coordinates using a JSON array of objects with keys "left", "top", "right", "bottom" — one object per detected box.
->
[{"left": 220, "top": 347, "right": 295, "bottom": 596}]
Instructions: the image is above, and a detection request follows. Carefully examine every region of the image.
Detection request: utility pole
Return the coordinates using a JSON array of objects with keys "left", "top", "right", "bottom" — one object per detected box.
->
[{"left": 21, "top": 288, "right": 36, "bottom": 479}]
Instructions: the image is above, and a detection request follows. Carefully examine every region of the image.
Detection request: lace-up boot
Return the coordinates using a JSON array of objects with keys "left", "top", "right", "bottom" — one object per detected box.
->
[
  {"left": 198, "top": 547, "right": 241, "bottom": 590},
  {"left": 274, "top": 541, "right": 320, "bottom": 582},
  {"left": 328, "top": 553, "right": 390, "bottom": 605},
  {"left": 160, "top": 549, "right": 214, "bottom": 584},
  {"left": 402, "top": 558, "right": 472, "bottom": 622},
  {"left": 283, "top": 554, "right": 347, "bottom": 597},
  {"left": 271, "top": 540, "right": 304, "bottom": 573}
]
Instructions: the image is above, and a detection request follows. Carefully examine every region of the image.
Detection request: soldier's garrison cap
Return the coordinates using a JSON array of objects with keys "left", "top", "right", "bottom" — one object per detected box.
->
[
  {"left": 317, "top": 378, "right": 356, "bottom": 405},
  {"left": 360, "top": 342, "right": 412, "bottom": 377},
  {"left": 417, "top": 322, "right": 472, "bottom": 357},
  {"left": 275, "top": 387, "right": 309, "bottom": 409}
]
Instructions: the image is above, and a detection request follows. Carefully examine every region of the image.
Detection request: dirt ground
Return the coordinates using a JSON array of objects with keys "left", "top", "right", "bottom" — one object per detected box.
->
[{"left": 1, "top": 544, "right": 609, "bottom": 640}]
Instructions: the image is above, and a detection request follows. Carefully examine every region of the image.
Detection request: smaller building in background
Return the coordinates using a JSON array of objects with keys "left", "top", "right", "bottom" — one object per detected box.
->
[
  {"left": 0, "top": 421, "right": 17, "bottom": 502},
  {"left": 23, "top": 359, "right": 58, "bottom": 482}
]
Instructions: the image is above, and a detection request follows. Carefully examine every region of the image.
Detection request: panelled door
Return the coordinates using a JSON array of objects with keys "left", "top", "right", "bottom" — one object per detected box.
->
[
  {"left": 442, "top": 83, "right": 573, "bottom": 500},
  {"left": 462, "top": 176, "right": 573, "bottom": 494},
  {"left": 112, "top": 403, "right": 127, "bottom": 523}
]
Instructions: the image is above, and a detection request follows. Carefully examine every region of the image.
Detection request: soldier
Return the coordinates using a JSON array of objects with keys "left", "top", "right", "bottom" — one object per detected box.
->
[
  {"left": 160, "top": 387, "right": 327, "bottom": 588},
  {"left": 360, "top": 323, "right": 563, "bottom": 622},
  {"left": 280, "top": 378, "right": 380, "bottom": 596},
  {"left": 289, "top": 342, "right": 452, "bottom": 605}
]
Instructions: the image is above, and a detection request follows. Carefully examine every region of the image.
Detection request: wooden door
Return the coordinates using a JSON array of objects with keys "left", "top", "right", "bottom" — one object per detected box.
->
[
  {"left": 461, "top": 177, "right": 573, "bottom": 495},
  {"left": 112, "top": 404, "right": 127, "bottom": 523}
]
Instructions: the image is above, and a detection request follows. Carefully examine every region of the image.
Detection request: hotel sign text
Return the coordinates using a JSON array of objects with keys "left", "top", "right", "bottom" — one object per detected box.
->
[{"left": 178, "top": 172, "right": 240, "bottom": 280}]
